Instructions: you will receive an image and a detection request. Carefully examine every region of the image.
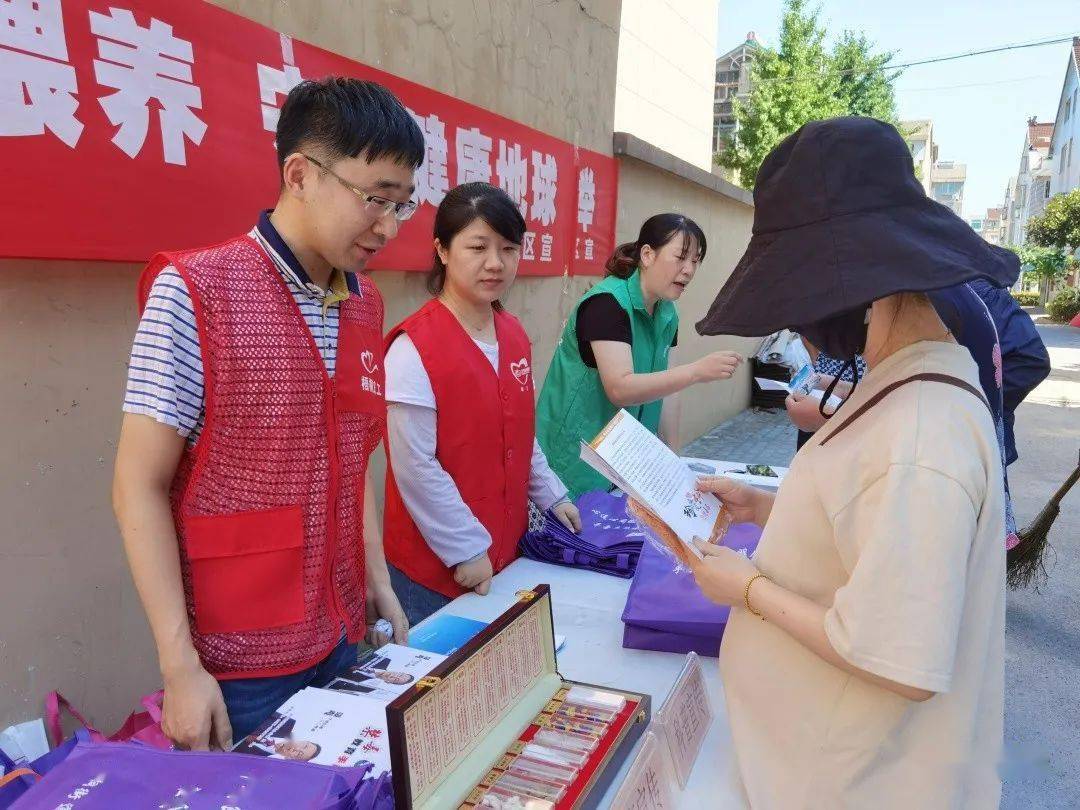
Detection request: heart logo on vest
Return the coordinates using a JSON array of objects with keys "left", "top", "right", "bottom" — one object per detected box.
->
[
  {"left": 361, "top": 350, "right": 378, "bottom": 374},
  {"left": 510, "top": 358, "right": 531, "bottom": 387}
]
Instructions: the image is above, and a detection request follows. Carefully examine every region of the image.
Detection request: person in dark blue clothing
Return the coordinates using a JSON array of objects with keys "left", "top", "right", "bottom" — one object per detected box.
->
[
  {"left": 966, "top": 278, "right": 1051, "bottom": 466},
  {"left": 927, "top": 283, "right": 1019, "bottom": 546}
]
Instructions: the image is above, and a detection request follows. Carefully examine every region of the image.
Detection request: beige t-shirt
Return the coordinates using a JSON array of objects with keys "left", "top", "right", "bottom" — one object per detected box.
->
[{"left": 720, "top": 341, "right": 1005, "bottom": 810}]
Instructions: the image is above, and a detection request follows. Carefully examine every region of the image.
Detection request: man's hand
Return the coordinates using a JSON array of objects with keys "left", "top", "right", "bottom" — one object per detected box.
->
[{"left": 367, "top": 580, "right": 409, "bottom": 645}]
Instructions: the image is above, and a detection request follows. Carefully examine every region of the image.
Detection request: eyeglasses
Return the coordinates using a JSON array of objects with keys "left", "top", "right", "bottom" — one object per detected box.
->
[{"left": 302, "top": 154, "right": 418, "bottom": 222}]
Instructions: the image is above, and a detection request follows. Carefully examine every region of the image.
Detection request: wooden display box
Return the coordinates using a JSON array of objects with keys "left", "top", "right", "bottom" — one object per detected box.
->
[{"left": 387, "top": 585, "right": 650, "bottom": 809}]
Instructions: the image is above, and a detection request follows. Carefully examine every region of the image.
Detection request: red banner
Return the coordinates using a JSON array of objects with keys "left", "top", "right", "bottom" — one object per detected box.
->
[{"left": 0, "top": 0, "right": 616, "bottom": 275}]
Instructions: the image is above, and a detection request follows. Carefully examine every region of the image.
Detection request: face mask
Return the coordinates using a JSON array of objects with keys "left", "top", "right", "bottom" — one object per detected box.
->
[
  {"left": 796, "top": 306, "right": 871, "bottom": 360},
  {"left": 796, "top": 306, "right": 872, "bottom": 418}
]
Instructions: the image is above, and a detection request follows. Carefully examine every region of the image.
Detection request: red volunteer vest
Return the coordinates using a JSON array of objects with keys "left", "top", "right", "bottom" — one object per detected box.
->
[
  {"left": 137, "top": 235, "right": 386, "bottom": 680},
  {"left": 383, "top": 300, "right": 535, "bottom": 598}
]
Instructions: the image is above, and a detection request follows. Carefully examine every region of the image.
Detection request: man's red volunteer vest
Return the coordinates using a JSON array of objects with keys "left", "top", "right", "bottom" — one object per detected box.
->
[
  {"left": 137, "top": 235, "right": 387, "bottom": 680},
  {"left": 383, "top": 300, "right": 535, "bottom": 598}
]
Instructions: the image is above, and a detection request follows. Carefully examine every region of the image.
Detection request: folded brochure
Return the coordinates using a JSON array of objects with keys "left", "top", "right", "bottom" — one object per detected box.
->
[
  {"left": 325, "top": 643, "right": 446, "bottom": 702},
  {"left": 233, "top": 686, "right": 392, "bottom": 773},
  {"left": 410, "top": 615, "right": 566, "bottom": 656},
  {"left": 234, "top": 643, "right": 445, "bottom": 775},
  {"left": 409, "top": 614, "right": 489, "bottom": 656},
  {"left": 579, "top": 409, "right": 733, "bottom": 563}
]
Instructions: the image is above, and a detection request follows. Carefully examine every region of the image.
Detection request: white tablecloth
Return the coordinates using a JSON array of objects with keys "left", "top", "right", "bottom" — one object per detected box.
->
[
  {"left": 415, "top": 558, "right": 745, "bottom": 808},
  {"left": 682, "top": 457, "right": 788, "bottom": 492}
]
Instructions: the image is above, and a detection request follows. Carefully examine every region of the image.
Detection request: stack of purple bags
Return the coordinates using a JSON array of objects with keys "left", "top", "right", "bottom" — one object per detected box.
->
[
  {"left": 1, "top": 730, "right": 393, "bottom": 810},
  {"left": 621, "top": 522, "right": 762, "bottom": 656},
  {"left": 518, "top": 490, "right": 645, "bottom": 578}
]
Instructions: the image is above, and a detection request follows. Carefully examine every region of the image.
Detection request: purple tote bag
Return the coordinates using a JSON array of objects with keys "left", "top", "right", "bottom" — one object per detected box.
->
[
  {"left": 10, "top": 732, "right": 390, "bottom": 810},
  {"left": 519, "top": 490, "right": 645, "bottom": 578},
  {"left": 621, "top": 523, "right": 761, "bottom": 656}
]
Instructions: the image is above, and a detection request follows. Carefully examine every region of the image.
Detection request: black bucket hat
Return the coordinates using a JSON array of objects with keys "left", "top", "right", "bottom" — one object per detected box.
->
[{"left": 696, "top": 117, "right": 1019, "bottom": 337}]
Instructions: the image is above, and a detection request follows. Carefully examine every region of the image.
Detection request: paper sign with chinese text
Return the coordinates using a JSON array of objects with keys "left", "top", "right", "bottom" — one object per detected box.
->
[
  {"left": 610, "top": 730, "right": 679, "bottom": 810},
  {"left": 655, "top": 652, "right": 712, "bottom": 789}
]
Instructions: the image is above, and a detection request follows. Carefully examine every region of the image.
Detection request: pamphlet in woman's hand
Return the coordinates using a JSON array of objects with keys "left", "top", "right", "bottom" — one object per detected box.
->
[{"left": 579, "top": 410, "right": 733, "bottom": 562}]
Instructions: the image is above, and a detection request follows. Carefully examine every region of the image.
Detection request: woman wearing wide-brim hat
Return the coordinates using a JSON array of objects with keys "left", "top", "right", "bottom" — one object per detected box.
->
[{"left": 689, "top": 117, "right": 1017, "bottom": 809}]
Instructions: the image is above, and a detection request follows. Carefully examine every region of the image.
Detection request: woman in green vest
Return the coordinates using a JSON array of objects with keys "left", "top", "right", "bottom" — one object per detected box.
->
[{"left": 536, "top": 213, "right": 743, "bottom": 497}]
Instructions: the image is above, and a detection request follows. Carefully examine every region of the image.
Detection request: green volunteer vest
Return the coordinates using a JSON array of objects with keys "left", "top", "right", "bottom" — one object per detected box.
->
[{"left": 536, "top": 269, "right": 678, "bottom": 498}]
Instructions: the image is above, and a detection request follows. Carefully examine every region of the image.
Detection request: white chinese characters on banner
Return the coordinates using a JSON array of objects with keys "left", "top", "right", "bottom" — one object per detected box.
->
[
  {"left": 522, "top": 232, "right": 537, "bottom": 262},
  {"left": 530, "top": 150, "right": 557, "bottom": 226},
  {"left": 408, "top": 108, "right": 450, "bottom": 207},
  {"left": 540, "top": 233, "right": 553, "bottom": 263},
  {"left": 1, "top": 1, "right": 611, "bottom": 272},
  {"left": 455, "top": 125, "right": 492, "bottom": 184},
  {"left": 89, "top": 7, "right": 207, "bottom": 165},
  {"left": 496, "top": 139, "right": 528, "bottom": 215},
  {"left": 2, "top": 0, "right": 69, "bottom": 59},
  {"left": 0, "top": 0, "right": 83, "bottom": 147},
  {"left": 257, "top": 62, "right": 301, "bottom": 132},
  {"left": 578, "top": 166, "right": 596, "bottom": 231},
  {"left": 257, "top": 35, "right": 302, "bottom": 134}
]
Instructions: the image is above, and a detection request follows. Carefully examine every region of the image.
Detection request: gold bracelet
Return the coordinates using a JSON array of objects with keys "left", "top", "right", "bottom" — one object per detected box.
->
[{"left": 744, "top": 573, "right": 768, "bottom": 619}]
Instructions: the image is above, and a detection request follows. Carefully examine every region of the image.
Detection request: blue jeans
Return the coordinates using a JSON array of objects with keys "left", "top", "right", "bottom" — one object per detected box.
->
[
  {"left": 388, "top": 564, "right": 452, "bottom": 627},
  {"left": 219, "top": 638, "right": 358, "bottom": 742}
]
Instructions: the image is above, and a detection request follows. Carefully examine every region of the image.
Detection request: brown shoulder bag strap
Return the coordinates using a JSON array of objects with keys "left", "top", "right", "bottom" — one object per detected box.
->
[{"left": 818, "top": 373, "right": 992, "bottom": 447}]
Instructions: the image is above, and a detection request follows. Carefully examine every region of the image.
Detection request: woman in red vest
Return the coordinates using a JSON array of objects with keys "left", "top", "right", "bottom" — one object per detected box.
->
[{"left": 383, "top": 183, "right": 581, "bottom": 624}]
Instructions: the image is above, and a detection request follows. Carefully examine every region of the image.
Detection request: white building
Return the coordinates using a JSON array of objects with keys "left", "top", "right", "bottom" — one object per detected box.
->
[
  {"left": 931, "top": 161, "right": 967, "bottom": 216},
  {"left": 902, "top": 120, "right": 936, "bottom": 195},
  {"left": 1048, "top": 37, "right": 1080, "bottom": 197},
  {"left": 971, "top": 208, "right": 1004, "bottom": 246},
  {"left": 1002, "top": 176, "right": 1018, "bottom": 245},
  {"left": 713, "top": 33, "right": 762, "bottom": 155},
  {"left": 1004, "top": 118, "right": 1054, "bottom": 246},
  {"left": 615, "top": 0, "right": 719, "bottom": 171}
]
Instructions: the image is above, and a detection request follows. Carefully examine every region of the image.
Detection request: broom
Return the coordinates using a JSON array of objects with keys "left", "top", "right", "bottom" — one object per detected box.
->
[{"left": 1007, "top": 449, "right": 1080, "bottom": 591}]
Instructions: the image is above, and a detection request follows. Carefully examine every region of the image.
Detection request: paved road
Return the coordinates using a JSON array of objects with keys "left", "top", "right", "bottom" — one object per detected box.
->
[{"left": 1000, "top": 322, "right": 1080, "bottom": 810}]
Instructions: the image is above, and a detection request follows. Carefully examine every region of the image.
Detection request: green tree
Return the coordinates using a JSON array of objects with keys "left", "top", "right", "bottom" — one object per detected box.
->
[
  {"left": 831, "top": 31, "right": 899, "bottom": 124},
  {"left": 718, "top": 0, "right": 843, "bottom": 186},
  {"left": 1026, "top": 188, "right": 1080, "bottom": 250},
  {"left": 1008, "top": 244, "right": 1070, "bottom": 282},
  {"left": 717, "top": 1, "right": 901, "bottom": 188}
]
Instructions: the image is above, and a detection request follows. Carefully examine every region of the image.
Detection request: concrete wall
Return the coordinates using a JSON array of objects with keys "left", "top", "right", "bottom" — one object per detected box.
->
[
  {"left": 0, "top": 1, "right": 756, "bottom": 733},
  {"left": 613, "top": 137, "right": 757, "bottom": 448},
  {"left": 614, "top": 0, "right": 718, "bottom": 171},
  {"left": 0, "top": 0, "right": 619, "bottom": 734},
  {"left": 0, "top": 259, "right": 151, "bottom": 730},
  {"left": 213, "top": 0, "right": 621, "bottom": 155}
]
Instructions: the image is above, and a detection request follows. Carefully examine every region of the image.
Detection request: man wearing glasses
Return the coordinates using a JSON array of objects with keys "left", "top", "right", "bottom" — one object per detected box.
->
[{"left": 112, "top": 78, "right": 423, "bottom": 751}]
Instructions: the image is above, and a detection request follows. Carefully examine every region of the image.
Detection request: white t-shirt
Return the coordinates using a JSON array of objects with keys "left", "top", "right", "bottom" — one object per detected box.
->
[
  {"left": 384, "top": 333, "right": 568, "bottom": 567},
  {"left": 385, "top": 331, "right": 501, "bottom": 407},
  {"left": 720, "top": 341, "right": 1005, "bottom": 809}
]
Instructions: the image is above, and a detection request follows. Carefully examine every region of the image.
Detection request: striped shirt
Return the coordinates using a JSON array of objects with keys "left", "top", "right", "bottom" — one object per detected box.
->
[{"left": 122, "top": 212, "right": 360, "bottom": 443}]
